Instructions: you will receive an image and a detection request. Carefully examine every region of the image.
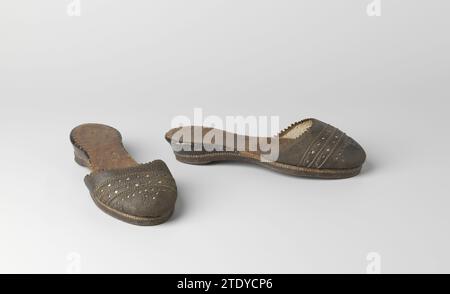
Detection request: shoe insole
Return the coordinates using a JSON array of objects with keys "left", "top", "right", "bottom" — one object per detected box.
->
[
  {"left": 165, "top": 126, "right": 275, "bottom": 159},
  {"left": 70, "top": 124, "right": 137, "bottom": 171}
]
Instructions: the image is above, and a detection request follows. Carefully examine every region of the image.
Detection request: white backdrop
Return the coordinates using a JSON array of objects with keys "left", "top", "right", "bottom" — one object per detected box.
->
[{"left": 0, "top": 1, "right": 449, "bottom": 273}]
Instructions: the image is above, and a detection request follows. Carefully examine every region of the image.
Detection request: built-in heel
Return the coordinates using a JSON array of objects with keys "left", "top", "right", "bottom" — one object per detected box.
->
[
  {"left": 73, "top": 145, "right": 91, "bottom": 168},
  {"left": 174, "top": 152, "right": 213, "bottom": 165}
]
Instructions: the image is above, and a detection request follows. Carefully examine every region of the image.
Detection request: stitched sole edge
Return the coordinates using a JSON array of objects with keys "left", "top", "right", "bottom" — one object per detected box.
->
[
  {"left": 173, "top": 151, "right": 362, "bottom": 179},
  {"left": 90, "top": 193, "right": 174, "bottom": 226}
]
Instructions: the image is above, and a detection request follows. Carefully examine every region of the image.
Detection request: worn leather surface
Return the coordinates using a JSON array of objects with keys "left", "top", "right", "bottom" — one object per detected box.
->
[
  {"left": 277, "top": 119, "right": 366, "bottom": 169},
  {"left": 84, "top": 160, "right": 177, "bottom": 218}
]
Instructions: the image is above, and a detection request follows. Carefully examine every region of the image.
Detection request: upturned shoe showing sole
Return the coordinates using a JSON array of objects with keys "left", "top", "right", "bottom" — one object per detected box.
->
[
  {"left": 165, "top": 118, "right": 366, "bottom": 179},
  {"left": 70, "top": 123, "right": 177, "bottom": 225}
]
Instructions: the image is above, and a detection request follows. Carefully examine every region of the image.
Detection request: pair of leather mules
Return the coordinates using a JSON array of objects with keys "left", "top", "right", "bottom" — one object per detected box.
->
[{"left": 70, "top": 119, "right": 366, "bottom": 225}]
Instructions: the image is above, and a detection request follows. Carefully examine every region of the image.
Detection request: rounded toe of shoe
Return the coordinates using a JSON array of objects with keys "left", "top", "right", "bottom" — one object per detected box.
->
[
  {"left": 128, "top": 188, "right": 177, "bottom": 219},
  {"left": 321, "top": 137, "right": 366, "bottom": 170},
  {"left": 338, "top": 137, "right": 366, "bottom": 169}
]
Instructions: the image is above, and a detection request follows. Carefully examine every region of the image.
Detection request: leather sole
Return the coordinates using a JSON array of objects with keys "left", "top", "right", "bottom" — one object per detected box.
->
[{"left": 173, "top": 149, "right": 362, "bottom": 179}]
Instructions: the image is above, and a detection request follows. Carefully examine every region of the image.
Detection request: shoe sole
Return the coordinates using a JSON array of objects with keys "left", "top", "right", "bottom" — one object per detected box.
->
[{"left": 173, "top": 149, "right": 362, "bottom": 179}]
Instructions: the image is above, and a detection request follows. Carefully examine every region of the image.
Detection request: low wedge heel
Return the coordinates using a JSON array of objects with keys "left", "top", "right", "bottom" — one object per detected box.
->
[
  {"left": 174, "top": 153, "right": 214, "bottom": 165},
  {"left": 73, "top": 145, "right": 90, "bottom": 168},
  {"left": 165, "top": 118, "right": 366, "bottom": 179},
  {"left": 70, "top": 123, "right": 177, "bottom": 226}
]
